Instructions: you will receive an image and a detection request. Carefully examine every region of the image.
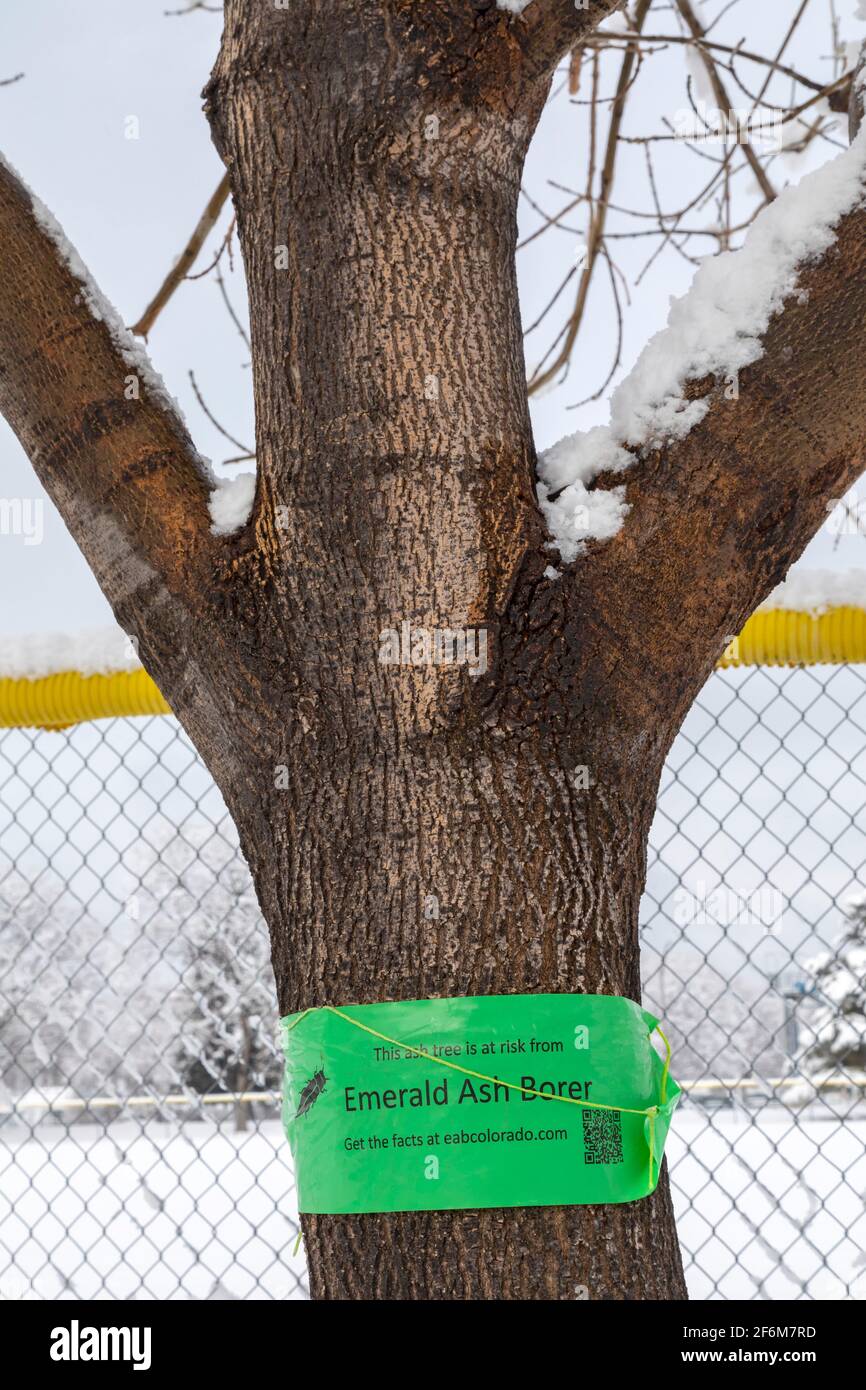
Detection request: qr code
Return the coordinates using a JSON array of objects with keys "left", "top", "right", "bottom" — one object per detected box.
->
[{"left": 582, "top": 1109, "right": 623, "bottom": 1164}]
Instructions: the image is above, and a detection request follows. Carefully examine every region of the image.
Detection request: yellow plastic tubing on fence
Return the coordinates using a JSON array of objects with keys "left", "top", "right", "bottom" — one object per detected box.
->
[
  {"left": 721, "top": 606, "right": 866, "bottom": 669},
  {"left": 0, "top": 668, "right": 171, "bottom": 731},
  {"left": 1, "top": 607, "right": 866, "bottom": 731}
]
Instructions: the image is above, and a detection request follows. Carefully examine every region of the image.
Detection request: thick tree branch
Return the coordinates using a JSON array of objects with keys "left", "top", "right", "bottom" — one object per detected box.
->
[
  {"left": 506, "top": 217, "right": 866, "bottom": 745},
  {"left": 0, "top": 155, "right": 218, "bottom": 657},
  {"left": 514, "top": 0, "right": 625, "bottom": 80},
  {"left": 596, "top": 222, "right": 866, "bottom": 716}
]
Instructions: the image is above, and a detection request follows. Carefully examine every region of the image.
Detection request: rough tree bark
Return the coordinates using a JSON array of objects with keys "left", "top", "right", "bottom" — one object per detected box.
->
[{"left": 2, "top": 0, "right": 866, "bottom": 1300}]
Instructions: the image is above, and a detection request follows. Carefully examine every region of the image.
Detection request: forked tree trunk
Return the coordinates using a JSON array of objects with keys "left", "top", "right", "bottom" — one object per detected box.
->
[{"left": 200, "top": 2, "right": 687, "bottom": 1300}]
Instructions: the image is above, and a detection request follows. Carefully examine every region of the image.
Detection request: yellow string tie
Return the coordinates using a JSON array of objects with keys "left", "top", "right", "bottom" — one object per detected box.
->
[{"left": 656, "top": 1024, "right": 672, "bottom": 1105}]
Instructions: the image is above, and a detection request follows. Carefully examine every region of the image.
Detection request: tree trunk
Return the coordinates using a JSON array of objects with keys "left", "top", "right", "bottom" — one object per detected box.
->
[
  {"left": 272, "top": 748, "right": 686, "bottom": 1299},
  {"left": 200, "top": 1, "right": 687, "bottom": 1300}
]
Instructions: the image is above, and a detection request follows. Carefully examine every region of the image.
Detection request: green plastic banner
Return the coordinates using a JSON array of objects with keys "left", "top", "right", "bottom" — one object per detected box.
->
[{"left": 281, "top": 993, "right": 680, "bottom": 1215}]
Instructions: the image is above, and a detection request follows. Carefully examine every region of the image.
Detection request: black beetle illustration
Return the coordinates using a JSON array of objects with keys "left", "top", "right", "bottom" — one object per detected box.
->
[{"left": 295, "top": 1066, "right": 327, "bottom": 1118}]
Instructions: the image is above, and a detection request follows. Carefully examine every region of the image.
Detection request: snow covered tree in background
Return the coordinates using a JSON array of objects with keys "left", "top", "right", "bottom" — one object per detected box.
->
[
  {"left": 0, "top": 880, "right": 89, "bottom": 1101},
  {"left": 797, "top": 892, "right": 866, "bottom": 1092},
  {"left": 0, "top": 872, "right": 181, "bottom": 1101},
  {"left": 132, "top": 831, "right": 280, "bottom": 1127},
  {"left": 0, "top": 835, "right": 276, "bottom": 1116},
  {"left": 4, "top": 0, "right": 866, "bottom": 1299}
]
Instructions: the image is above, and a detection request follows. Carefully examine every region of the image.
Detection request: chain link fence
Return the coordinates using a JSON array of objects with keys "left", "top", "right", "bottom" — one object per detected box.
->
[{"left": 1, "top": 662, "right": 865, "bottom": 1300}]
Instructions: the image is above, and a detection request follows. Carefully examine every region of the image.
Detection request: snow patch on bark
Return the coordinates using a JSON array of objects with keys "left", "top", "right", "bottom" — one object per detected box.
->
[
  {"left": 540, "top": 128, "right": 866, "bottom": 563},
  {"left": 0, "top": 628, "right": 140, "bottom": 680},
  {"left": 758, "top": 569, "right": 866, "bottom": 614},
  {"left": 208, "top": 472, "right": 256, "bottom": 535}
]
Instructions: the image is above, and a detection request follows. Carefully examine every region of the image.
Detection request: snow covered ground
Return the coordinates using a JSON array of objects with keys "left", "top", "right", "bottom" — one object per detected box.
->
[
  {"left": 0, "top": 1117, "right": 306, "bottom": 1301},
  {"left": 668, "top": 1106, "right": 866, "bottom": 1301},
  {"left": 1, "top": 1107, "right": 864, "bottom": 1301}
]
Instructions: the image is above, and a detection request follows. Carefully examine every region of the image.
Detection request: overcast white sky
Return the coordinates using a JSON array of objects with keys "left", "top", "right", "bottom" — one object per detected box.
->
[{"left": 2, "top": 0, "right": 865, "bottom": 640}]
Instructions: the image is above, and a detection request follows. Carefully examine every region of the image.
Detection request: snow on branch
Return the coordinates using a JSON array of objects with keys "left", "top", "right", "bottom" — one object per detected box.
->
[
  {"left": 539, "top": 127, "right": 866, "bottom": 563},
  {"left": 0, "top": 152, "right": 254, "bottom": 557},
  {"left": 16, "top": 158, "right": 257, "bottom": 540},
  {"left": 0, "top": 152, "right": 203, "bottom": 446},
  {"left": 208, "top": 472, "right": 256, "bottom": 535}
]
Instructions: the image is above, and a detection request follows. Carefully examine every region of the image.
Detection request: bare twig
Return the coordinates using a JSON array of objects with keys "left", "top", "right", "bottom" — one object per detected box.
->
[
  {"left": 186, "top": 215, "right": 236, "bottom": 281},
  {"left": 528, "top": 0, "right": 652, "bottom": 396},
  {"left": 189, "top": 369, "right": 254, "bottom": 462},
  {"left": 131, "top": 172, "right": 231, "bottom": 338},
  {"left": 675, "top": 0, "right": 776, "bottom": 204},
  {"left": 215, "top": 265, "right": 251, "bottom": 355},
  {"left": 597, "top": 31, "right": 832, "bottom": 95}
]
